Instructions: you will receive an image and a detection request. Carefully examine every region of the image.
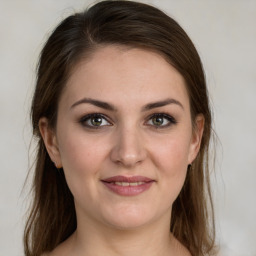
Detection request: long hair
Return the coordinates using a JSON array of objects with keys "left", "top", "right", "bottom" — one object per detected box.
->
[{"left": 24, "top": 1, "right": 216, "bottom": 255}]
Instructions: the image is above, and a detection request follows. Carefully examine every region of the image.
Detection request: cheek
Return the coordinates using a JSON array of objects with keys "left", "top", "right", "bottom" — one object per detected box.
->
[
  {"left": 57, "top": 130, "right": 109, "bottom": 194},
  {"left": 153, "top": 136, "right": 190, "bottom": 171},
  {"left": 58, "top": 127, "right": 105, "bottom": 169},
  {"left": 151, "top": 136, "right": 190, "bottom": 199}
]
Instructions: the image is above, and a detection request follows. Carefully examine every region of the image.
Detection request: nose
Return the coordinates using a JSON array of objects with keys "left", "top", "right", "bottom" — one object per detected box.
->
[{"left": 110, "top": 125, "right": 147, "bottom": 168}]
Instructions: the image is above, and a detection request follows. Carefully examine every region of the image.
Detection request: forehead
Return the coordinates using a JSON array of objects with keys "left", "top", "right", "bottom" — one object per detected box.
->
[{"left": 61, "top": 45, "right": 189, "bottom": 110}]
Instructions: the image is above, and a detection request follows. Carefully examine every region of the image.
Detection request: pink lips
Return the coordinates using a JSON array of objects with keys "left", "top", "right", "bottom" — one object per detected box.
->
[{"left": 101, "top": 176, "right": 154, "bottom": 196}]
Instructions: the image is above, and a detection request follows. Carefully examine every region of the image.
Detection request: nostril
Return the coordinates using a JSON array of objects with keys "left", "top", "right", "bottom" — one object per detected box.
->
[{"left": 109, "top": 130, "right": 147, "bottom": 167}]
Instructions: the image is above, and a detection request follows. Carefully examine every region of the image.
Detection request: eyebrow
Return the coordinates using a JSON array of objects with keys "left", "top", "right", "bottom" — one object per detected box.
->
[
  {"left": 70, "top": 97, "right": 184, "bottom": 111},
  {"left": 142, "top": 98, "right": 184, "bottom": 111},
  {"left": 70, "top": 98, "right": 117, "bottom": 111}
]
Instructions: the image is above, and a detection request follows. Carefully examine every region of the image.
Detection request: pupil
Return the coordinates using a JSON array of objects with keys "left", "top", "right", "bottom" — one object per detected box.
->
[
  {"left": 153, "top": 116, "right": 163, "bottom": 125},
  {"left": 92, "top": 117, "right": 102, "bottom": 126}
]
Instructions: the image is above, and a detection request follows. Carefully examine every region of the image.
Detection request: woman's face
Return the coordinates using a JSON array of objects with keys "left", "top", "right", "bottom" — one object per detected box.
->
[{"left": 40, "top": 46, "right": 203, "bottom": 230}]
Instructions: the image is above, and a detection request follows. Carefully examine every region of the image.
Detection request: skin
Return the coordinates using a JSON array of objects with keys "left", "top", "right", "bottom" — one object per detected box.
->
[{"left": 40, "top": 46, "right": 204, "bottom": 256}]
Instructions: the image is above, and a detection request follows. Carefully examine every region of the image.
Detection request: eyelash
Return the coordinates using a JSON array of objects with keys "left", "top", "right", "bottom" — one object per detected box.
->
[
  {"left": 79, "top": 113, "right": 177, "bottom": 129},
  {"left": 79, "top": 113, "right": 112, "bottom": 129},
  {"left": 145, "top": 113, "right": 177, "bottom": 128}
]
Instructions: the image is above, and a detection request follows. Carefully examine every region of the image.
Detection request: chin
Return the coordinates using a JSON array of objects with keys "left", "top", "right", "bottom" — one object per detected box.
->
[
  {"left": 107, "top": 216, "right": 152, "bottom": 231},
  {"left": 101, "top": 203, "right": 163, "bottom": 231}
]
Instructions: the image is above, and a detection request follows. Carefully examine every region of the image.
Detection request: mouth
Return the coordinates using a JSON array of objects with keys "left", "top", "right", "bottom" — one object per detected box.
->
[
  {"left": 101, "top": 176, "right": 155, "bottom": 196},
  {"left": 106, "top": 181, "right": 147, "bottom": 186}
]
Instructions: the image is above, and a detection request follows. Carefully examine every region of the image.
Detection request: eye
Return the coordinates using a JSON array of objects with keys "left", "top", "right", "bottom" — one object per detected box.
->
[
  {"left": 146, "top": 113, "right": 177, "bottom": 128},
  {"left": 80, "top": 114, "right": 112, "bottom": 128}
]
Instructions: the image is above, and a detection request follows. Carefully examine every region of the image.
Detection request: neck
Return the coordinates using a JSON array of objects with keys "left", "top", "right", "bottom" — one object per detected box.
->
[{"left": 68, "top": 209, "right": 187, "bottom": 256}]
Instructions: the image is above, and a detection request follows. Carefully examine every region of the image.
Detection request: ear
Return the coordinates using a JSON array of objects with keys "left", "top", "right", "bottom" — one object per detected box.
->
[
  {"left": 39, "top": 117, "right": 62, "bottom": 168},
  {"left": 188, "top": 114, "right": 205, "bottom": 164}
]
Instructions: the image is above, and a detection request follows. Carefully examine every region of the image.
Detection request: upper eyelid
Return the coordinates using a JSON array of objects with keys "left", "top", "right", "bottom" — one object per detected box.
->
[
  {"left": 80, "top": 113, "right": 110, "bottom": 120},
  {"left": 146, "top": 112, "right": 176, "bottom": 121},
  {"left": 145, "top": 113, "right": 177, "bottom": 125},
  {"left": 78, "top": 112, "right": 176, "bottom": 124},
  {"left": 79, "top": 113, "right": 112, "bottom": 125}
]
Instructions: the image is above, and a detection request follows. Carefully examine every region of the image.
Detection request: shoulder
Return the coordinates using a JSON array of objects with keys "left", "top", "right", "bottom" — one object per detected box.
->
[
  {"left": 40, "top": 246, "right": 66, "bottom": 256},
  {"left": 41, "top": 248, "right": 60, "bottom": 256},
  {"left": 171, "top": 235, "right": 192, "bottom": 256},
  {"left": 41, "top": 252, "right": 55, "bottom": 256},
  {"left": 40, "top": 244, "right": 65, "bottom": 256},
  {"left": 41, "top": 234, "right": 74, "bottom": 256}
]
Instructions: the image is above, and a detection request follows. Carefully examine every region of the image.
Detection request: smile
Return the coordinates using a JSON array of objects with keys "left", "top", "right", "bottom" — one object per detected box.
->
[
  {"left": 101, "top": 176, "right": 155, "bottom": 196},
  {"left": 111, "top": 181, "right": 146, "bottom": 186}
]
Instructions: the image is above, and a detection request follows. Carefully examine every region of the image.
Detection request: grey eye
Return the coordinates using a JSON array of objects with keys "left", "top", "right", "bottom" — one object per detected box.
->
[
  {"left": 151, "top": 116, "right": 166, "bottom": 126},
  {"left": 146, "top": 114, "right": 177, "bottom": 128},
  {"left": 80, "top": 114, "right": 111, "bottom": 128},
  {"left": 90, "top": 116, "right": 104, "bottom": 126}
]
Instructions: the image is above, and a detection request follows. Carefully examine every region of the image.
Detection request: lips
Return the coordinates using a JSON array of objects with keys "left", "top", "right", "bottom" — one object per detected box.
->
[
  {"left": 101, "top": 176, "right": 155, "bottom": 196},
  {"left": 108, "top": 181, "right": 146, "bottom": 186}
]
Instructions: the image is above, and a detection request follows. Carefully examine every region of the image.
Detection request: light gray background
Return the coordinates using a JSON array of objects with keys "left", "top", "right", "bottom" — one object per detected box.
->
[{"left": 0, "top": 1, "right": 255, "bottom": 255}]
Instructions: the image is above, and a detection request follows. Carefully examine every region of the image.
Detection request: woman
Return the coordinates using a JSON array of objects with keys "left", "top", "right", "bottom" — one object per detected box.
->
[{"left": 24, "top": 1, "right": 216, "bottom": 255}]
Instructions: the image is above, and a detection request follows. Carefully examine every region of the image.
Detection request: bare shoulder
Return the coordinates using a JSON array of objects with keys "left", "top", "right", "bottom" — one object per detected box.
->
[
  {"left": 171, "top": 235, "right": 192, "bottom": 256},
  {"left": 41, "top": 247, "right": 60, "bottom": 256},
  {"left": 40, "top": 235, "right": 74, "bottom": 256},
  {"left": 40, "top": 245, "right": 67, "bottom": 256},
  {"left": 181, "top": 247, "right": 192, "bottom": 256},
  {"left": 41, "top": 251, "right": 56, "bottom": 256}
]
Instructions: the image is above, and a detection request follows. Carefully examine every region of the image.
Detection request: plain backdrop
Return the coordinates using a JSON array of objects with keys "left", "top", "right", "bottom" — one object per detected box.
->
[{"left": 0, "top": 1, "right": 255, "bottom": 255}]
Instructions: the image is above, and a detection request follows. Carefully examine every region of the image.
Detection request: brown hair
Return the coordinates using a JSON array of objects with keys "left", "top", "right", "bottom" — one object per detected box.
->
[{"left": 25, "top": 1, "right": 216, "bottom": 255}]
